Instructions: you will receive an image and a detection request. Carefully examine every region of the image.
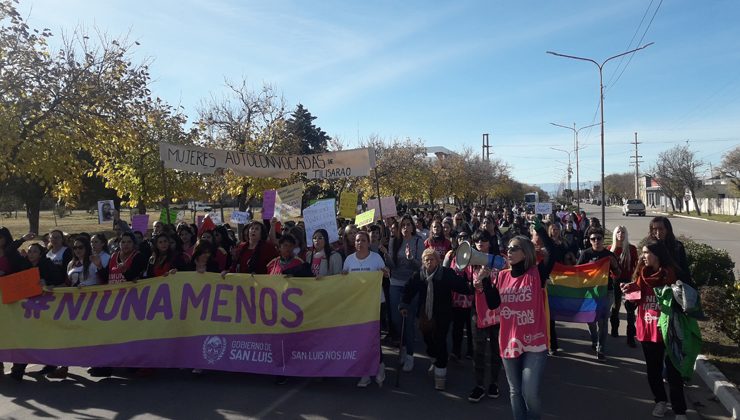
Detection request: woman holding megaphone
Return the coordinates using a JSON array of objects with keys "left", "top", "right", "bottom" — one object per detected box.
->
[{"left": 477, "top": 220, "right": 557, "bottom": 420}]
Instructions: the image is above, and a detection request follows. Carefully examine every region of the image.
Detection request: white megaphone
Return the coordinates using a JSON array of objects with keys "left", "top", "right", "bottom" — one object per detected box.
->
[{"left": 455, "top": 241, "right": 506, "bottom": 270}]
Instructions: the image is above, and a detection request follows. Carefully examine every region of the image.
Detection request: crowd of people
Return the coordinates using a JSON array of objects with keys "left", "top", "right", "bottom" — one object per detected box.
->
[{"left": 0, "top": 203, "right": 700, "bottom": 420}]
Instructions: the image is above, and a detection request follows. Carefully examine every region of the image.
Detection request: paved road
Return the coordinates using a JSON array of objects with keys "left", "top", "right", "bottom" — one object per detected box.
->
[
  {"left": 1, "top": 321, "right": 731, "bottom": 419},
  {"left": 582, "top": 204, "right": 740, "bottom": 271}
]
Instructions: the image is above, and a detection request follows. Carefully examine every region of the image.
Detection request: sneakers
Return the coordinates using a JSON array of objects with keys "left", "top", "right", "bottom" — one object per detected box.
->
[
  {"left": 46, "top": 367, "right": 68, "bottom": 379},
  {"left": 356, "top": 376, "right": 372, "bottom": 388},
  {"left": 433, "top": 367, "right": 446, "bottom": 391},
  {"left": 468, "top": 386, "right": 486, "bottom": 403},
  {"left": 674, "top": 415, "right": 687, "bottom": 420},
  {"left": 191, "top": 369, "right": 203, "bottom": 374},
  {"left": 375, "top": 363, "right": 386, "bottom": 387},
  {"left": 402, "top": 355, "right": 414, "bottom": 372},
  {"left": 487, "top": 383, "right": 500, "bottom": 398},
  {"left": 651, "top": 401, "right": 668, "bottom": 417},
  {"left": 427, "top": 360, "right": 435, "bottom": 376},
  {"left": 597, "top": 352, "right": 607, "bottom": 362}
]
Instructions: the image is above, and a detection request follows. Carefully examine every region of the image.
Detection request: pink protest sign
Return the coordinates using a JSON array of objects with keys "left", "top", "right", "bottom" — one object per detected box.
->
[
  {"left": 131, "top": 214, "right": 150, "bottom": 234},
  {"left": 262, "top": 190, "right": 277, "bottom": 220}
]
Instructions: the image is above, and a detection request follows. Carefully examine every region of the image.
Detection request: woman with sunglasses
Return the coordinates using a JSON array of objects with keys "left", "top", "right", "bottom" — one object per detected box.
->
[
  {"left": 46, "top": 237, "right": 101, "bottom": 379},
  {"left": 305, "top": 229, "right": 342, "bottom": 278},
  {"left": 476, "top": 219, "right": 557, "bottom": 420},
  {"left": 576, "top": 227, "right": 621, "bottom": 362}
]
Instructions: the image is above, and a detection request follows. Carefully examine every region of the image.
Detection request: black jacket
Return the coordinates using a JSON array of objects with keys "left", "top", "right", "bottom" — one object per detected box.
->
[{"left": 401, "top": 266, "right": 471, "bottom": 324}]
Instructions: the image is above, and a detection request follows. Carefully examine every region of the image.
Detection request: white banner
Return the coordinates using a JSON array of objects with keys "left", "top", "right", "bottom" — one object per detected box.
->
[
  {"left": 159, "top": 142, "right": 375, "bottom": 179},
  {"left": 535, "top": 202, "right": 553, "bottom": 215},
  {"left": 302, "top": 199, "right": 339, "bottom": 245},
  {"left": 229, "top": 211, "right": 250, "bottom": 225},
  {"left": 366, "top": 197, "right": 397, "bottom": 220}
]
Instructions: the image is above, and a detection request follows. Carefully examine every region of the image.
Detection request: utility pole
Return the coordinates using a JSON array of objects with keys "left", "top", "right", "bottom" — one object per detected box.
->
[
  {"left": 629, "top": 132, "right": 643, "bottom": 199},
  {"left": 482, "top": 133, "right": 492, "bottom": 161}
]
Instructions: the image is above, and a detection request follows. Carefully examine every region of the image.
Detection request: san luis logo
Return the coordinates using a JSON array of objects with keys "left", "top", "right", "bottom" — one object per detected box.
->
[{"left": 202, "top": 336, "right": 227, "bottom": 364}]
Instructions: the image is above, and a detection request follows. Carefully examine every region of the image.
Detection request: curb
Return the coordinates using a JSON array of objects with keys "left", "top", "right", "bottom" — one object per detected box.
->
[
  {"left": 695, "top": 355, "right": 740, "bottom": 419},
  {"left": 652, "top": 211, "right": 738, "bottom": 225}
]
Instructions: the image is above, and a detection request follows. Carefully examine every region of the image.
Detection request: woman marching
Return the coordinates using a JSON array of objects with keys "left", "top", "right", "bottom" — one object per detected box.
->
[
  {"left": 609, "top": 225, "right": 639, "bottom": 347},
  {"left": 621, "top": 240, "right": 700, "bottom": 420},
  {"left": 46, "top": 237, "right": 101, "bottom": 379},
  {"left": 229, "top": 221, "right": 279, "bottom": 275},
  {"left": 385, "top": 215, "right": 424, "bottom": 372},
  {"left": 479, "top": 219, "right": 557, "bottom": 420},
  {"left": 146, "top": 233, "right": 190, "bottom": 278},
  {"left": 400, "top": 248, "right": 470, "bottom": 390},
  {"left": 344, "top": 231, "right": 388, "bottom": 388}
]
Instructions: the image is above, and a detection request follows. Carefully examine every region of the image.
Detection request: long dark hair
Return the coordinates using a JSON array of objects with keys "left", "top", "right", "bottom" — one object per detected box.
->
[
  {"left": 312, "top": 228, "right": 333, "bottom": 256},
  {"left": 635, "top": 238, "right": 681, "bottom": 279},
  {"left": 150, "top": 233, "right": 175, "bottom": 267},
  {"left": 71, "top": 237, "right": 93, "bottom": 279},
  {"left": 648, "top": 216, "right": 678, "bottom": 255},
  {"left": 0, "top": 226, "right": 14, "bottom": 254},
  {"left": 192, "top": 239, "right": 213, "bottom": 264},
  {"left": 91, "top": 233, "right": 110, "bottom": 254},
  {"left": 241, "top": 221, "right": 267, "bottom": 245},
  {"left": 214, "top": 225, "right": 234, "bottom": 252},
  {"left": 392, "top": 215, "right": 417, "bottom": 265}
]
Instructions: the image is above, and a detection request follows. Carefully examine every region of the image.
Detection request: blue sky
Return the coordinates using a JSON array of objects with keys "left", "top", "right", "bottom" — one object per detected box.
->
[{"left": 18, "top": 0, "right": 740, "bottom": 190}]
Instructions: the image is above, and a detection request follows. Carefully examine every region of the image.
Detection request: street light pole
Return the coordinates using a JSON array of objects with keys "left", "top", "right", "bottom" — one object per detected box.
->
[
  {"left": 550, "top": 122, "right": 601, "bottom": 213},
  {"left": 550, "top": 147, "right": 572, "bottom": 197},
  {"left": 547, "top": 42, "right": 653, "bottom": 228}
]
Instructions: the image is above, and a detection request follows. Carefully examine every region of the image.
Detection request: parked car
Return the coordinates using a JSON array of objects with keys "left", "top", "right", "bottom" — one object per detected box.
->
[{"left": 622, "top": 199, "right": 646, "bottom": 216}]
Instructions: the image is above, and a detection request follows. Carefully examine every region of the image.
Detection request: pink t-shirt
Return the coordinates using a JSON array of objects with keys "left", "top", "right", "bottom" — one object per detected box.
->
[
  {"left": 497, "top": 266, "right": 549, "bottom": 358},
  {"left": 634, "top": 282, "right": 662, "bottom": 343},
  {"left": 474, "top": 268, "right": 501, "bottom": 328}
]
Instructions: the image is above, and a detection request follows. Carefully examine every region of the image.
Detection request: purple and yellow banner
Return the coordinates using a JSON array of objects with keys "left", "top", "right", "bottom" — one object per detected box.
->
[
  {"left": 0, "top": 272, "right": 381, "bottom": 377},
  {"left": 547, "top": 258, "right": 610, "bottom": 323}
]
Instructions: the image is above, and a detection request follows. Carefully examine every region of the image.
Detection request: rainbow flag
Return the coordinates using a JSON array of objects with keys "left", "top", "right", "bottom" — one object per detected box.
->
[{"left": 547, "top": 258, "right": 610, "bottom": 323}]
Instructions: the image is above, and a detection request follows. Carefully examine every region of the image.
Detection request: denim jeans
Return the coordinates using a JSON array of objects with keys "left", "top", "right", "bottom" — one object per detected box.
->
[
  {"left": 390, "top": 285, "right": 418, "bottom": 356},
  {"left": 587, "top": 290, "right": 615, "bottom": 353},
  {"left": 502, "top": 350, "right": 548, "bottom": 420}
]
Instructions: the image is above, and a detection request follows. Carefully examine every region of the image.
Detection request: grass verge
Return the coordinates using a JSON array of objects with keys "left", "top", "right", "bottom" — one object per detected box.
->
[{"left": 699, "top": 320, "right": 740, "bottom": 387}]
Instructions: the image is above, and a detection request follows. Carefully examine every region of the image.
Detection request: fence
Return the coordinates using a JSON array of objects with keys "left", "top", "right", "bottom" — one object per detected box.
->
[{"left": 686, "top": 197, "right": 740, "bottom": 216}]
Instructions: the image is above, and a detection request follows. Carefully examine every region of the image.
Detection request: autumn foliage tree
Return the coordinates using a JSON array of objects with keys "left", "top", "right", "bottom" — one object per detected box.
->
[{"left": 1, "top": 0, "right": 151, "bottom": 232}]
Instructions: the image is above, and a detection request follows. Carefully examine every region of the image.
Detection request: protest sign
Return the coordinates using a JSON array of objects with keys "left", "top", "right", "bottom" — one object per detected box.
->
[
  {"left": 355, "top": 209, "right": 375, "bottom": 228},
  {"left": 0, "top": 272, "right": 381, "bottom": 377},
  {"left": 366, "top": 197, "right": 397, "bottom": 220},
  {"left": 535, "top": 202, "right": 553, "bottom": 215},
  {"left": 339, "top": 192, "right": 358, "bottom": 219},
  {"left": 159, "top": 142, "right": 375, "bottom": 179},
  {"left": 208, "top": 211, "right": 223, "bottom": 226},
  {"left": 97, "top": 200, "right": 115, "bottom": 224},
  {"left": 0, "top": 268, "right": 41, "bottom": 304},
  {"left": 230, "top": 211, "right": 250, "bottom": 225},
  {"left": 159, "top": 209, "right": 180, "bottom": 224},
  {"left": 302, "top": 199, "right": 339, "bottom": 245},
  {"left": 131, "top": 214, "right": 149, "bottom": 234},
  {"left": 276, "top": 182, "right": 304, "bottom": 220},
  {"left": 196, "top": 215, "right": 205, "bottom": 228},
  {"left": 262, "top": 190, "right": 277, "bottom": 220}
]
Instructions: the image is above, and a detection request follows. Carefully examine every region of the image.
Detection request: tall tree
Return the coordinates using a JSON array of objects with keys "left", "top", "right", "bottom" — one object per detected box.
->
[
  {"left": 655, "top": 145, "right": 704, "bottom": 215},
  {"left": 604, "top": 172, "right": 633, "bottom": 204},
  {"left": 0, "top": 1, "right": 151, "bottom": 232},
  {"left": 198, "top": 80, "right": 289, "bottom": 211},
  {"left": 720, "top": 146, "right": 740, "bottom": 195},
  {"left": 285, "top": 104, "right": 332, "bottom": 203}
]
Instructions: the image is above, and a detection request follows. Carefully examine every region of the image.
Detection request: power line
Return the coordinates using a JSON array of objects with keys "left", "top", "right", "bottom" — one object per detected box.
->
[
  {"left": 605, "top": 0, "right": 655, "bottom": 87},
  {"left": 607, "top": 0, "right": 664, "bottom": 91}
]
